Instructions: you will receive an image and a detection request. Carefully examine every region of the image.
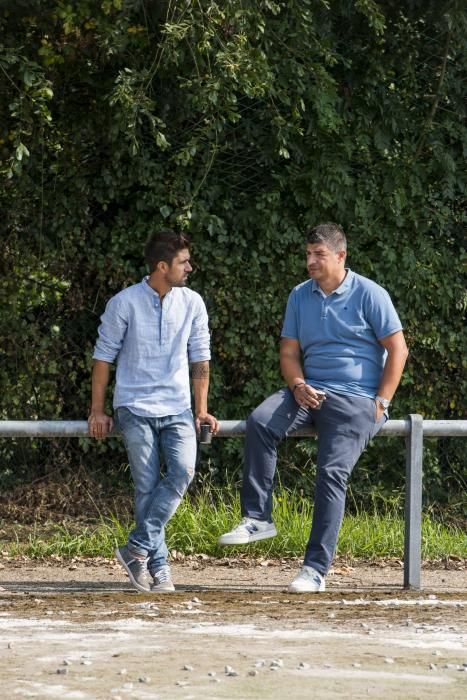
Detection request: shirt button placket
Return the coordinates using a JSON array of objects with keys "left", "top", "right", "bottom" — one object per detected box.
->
[{"left": 321, "top": 299, "right": 327, "bottom": 320}]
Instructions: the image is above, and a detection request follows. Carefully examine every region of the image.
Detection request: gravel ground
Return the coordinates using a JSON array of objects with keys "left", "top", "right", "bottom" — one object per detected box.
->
[{"left": 0, "top": 557, "right": 465, "bottom": 699}]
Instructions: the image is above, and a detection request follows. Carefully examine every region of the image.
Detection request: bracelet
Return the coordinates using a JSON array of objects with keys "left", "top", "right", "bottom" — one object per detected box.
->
[{"left": 292, "top": 382, "right": 306, "bottom": 392}]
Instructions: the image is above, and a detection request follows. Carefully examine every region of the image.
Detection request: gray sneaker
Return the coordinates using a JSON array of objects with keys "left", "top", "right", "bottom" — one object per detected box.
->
[
  {"left": 218, "top": 517, "right": 277, "bottom": 545},
  {"left": 151, "top": 565, "right": 175, "bottom": 592},
  {"left": 116, "top": 545, "right": 152, "bottom": 593}
]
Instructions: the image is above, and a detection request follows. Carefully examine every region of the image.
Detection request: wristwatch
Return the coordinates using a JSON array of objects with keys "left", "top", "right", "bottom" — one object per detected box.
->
[{"left": 375, "top": 395, "right": 390, "bottom": 410}]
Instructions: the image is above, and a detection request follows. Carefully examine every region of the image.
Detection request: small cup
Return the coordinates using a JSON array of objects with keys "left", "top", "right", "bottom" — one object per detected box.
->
[
  {"left": 314, "top": 390, "right": 326, "bottom": 410},
  {"left": 199, "top": 423, "right": 213, "bottom": 444}
]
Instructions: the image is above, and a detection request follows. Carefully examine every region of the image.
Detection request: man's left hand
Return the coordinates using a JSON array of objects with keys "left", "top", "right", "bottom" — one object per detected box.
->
[
  {"left": 195, "top": 412, "right": 219, "bottom": 435},
  {"left": 375, "top": 401, "right": 385, "bottom": 422}
]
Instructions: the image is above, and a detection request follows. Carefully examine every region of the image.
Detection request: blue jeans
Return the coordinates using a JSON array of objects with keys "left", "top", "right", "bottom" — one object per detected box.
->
[
  {"left": 116, "top": 407, "right": 196, "bottom": 574},
  {"left": 241, "top": 388, "right": 387, "bottom": 576}
]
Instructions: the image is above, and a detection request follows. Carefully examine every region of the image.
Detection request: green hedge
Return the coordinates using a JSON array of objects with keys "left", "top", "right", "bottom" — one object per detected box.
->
[{"left": 1, "top": 1, "right": 465, "bottom": 507}]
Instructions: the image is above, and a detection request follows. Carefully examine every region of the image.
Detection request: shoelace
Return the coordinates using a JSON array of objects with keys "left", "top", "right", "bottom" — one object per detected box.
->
[
  {"left": 129, "top": 554, "right": 149, "bottom": 571},
  {"left": 154, "top": 566, "right": 171, "bottom": 583},
  {"left": 236, "top": 517, "right": 255, "bottom": 530},
  {"left": 300, "top": 567, "right": 321, "bottom": 583}
]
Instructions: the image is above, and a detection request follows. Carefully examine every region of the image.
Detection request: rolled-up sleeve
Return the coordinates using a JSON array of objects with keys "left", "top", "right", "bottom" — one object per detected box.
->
[
  {"left": 187, "top": 296, "right": 211, "bottom": 363},
  {"left": 92, "top": 295, "right": 128, "bottom": 363}
]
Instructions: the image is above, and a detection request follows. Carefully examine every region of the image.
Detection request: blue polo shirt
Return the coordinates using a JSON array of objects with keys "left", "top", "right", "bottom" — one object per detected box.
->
[{"left": 281, "top": 269, "right": 403, "bottom": 399}]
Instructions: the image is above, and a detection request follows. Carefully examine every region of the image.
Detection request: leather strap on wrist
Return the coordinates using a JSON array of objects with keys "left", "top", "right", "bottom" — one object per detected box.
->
[{"left": 292, "top": 382, "right": 306, "bottom": 392}]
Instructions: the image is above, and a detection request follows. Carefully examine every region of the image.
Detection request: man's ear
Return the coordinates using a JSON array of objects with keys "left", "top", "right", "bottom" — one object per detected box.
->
[
  {"left": 156, "top": 260, "right": 169, "bottom": 274},
  {"left": 338, "top": 250, "right": 346, "bottom": 264}
]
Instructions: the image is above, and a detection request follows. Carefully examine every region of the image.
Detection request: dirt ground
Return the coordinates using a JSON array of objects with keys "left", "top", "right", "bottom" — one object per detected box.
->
[{"left": 0, "top": 556, "right": 466, "bottom": 699}]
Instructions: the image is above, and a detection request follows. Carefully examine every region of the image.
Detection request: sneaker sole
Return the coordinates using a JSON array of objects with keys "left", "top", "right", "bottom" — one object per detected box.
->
[
  {"left": 151, "top": 582, "right": 176, "bottom": 592},
  {"left": 218, "top": 526, "right": 277, "bottom": 546},
  {"left": 288, "top": 581, "right": 326, "bottom": 593},
  {"left": 115, "top": 547, "right": 151, "bottom": 593}
]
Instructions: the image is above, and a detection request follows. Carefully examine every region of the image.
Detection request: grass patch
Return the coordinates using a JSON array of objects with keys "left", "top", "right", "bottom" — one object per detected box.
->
[{"left": 1, "top": 488, "right": 465, "bottom": 560}]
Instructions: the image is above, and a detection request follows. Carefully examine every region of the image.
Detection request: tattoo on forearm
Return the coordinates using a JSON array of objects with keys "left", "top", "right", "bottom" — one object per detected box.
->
[{"left": 191, "top": 362, "right": 209, "bottom": 379}]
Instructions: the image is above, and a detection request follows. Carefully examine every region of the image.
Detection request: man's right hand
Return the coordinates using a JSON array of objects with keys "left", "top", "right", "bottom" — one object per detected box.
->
[
  {"left": 292, "top": 383, "right": 326, "bottom": 409},
  {"left": 88, "top": 410, "right": 114, "bottom": 439}
]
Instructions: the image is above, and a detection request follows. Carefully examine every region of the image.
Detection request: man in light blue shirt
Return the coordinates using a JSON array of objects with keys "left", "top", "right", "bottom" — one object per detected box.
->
[
  {"left": 89, "top": 230, "right": 218, "bottom": 593},
  {"left": 219, "top": 223, "right": 408, "bottom": 593}
]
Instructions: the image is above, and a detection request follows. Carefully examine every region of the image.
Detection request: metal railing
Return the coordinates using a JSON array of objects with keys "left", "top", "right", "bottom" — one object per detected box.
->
[{"left": 1, "top": 417, "right": 466, "bottom": 590}]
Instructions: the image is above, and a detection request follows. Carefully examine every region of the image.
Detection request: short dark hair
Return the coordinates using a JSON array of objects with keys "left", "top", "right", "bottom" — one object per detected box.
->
[
  {"left": 144, "top": 230, "right": 190, "bottom": 271},
  {"left": 306, "top": 222, "right": 347, "bottom": 253}
]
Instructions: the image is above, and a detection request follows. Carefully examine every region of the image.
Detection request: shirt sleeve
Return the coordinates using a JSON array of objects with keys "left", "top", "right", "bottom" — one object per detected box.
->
[
  {"left": 92, "top": 294, "right": 128, "bottom": 363},
  {"left": 365, "top": 285, "right": 403, "bottom": 340},
  {"left": 187, "top": 295, "right": 211, "bottom": 363},
  {"left": 281, "top": 290, "right": 299, "bottom": 339}
]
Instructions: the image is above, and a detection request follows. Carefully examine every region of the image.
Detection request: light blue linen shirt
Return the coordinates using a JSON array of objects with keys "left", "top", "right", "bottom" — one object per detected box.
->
[
  {"left": 281, "top": 269, "right": 403, "bottom": 399},
  {"left": 93, "top": 277, "right": 211, "bottom": 417}
]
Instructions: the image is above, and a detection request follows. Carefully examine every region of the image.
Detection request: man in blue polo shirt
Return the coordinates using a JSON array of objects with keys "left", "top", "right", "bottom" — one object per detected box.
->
[
  {"left": 219, "top": 223, "right": 408, "bottom": 592},
  {"left": 89, "top": 230, "right": 218, "bottom": 593}
]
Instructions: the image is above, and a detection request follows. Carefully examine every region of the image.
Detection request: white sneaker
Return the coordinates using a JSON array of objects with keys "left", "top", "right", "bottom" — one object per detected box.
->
[
  {"left": 218, "top": 517, "right": 277, "bottom": 545},
  {"left": 288, "top": 565, "right": 325, "bottom": 593}
]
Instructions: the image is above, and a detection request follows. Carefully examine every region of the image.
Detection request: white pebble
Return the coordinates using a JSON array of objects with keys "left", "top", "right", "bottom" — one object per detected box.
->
[
  {"left": 183, "top": 664, "right": 194, "bottom": 671},
  {"left": 384, "top": 658, "right": 395, "bottom": 664},
  {"left": 298, "top": 662, "right": 310, "bottom": 670},
  {"left": 248, "top": 670, "right": 258, "bottom": 676},
  {"left": 270, "top": 659, "right": 283, "bottom": 668}
]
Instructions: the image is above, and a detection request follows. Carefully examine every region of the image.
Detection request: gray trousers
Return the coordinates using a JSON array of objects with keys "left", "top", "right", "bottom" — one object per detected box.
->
[{"left": 241, "top": 388, "right": 387, "bottom": 575}]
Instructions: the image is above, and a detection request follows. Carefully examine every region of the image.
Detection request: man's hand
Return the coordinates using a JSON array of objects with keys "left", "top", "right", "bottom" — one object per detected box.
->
[
  {"left": 374, "top": 401, "right": 386, "bottom": 423},
  {"left": 88, "top": 410, "right": 114, "bottom": 439},
  {"left": 292, "top": 384, "right": 326, "bottom": 409},
  {"left": 195, "top": 412, "right": 219, "bottom": 435}
]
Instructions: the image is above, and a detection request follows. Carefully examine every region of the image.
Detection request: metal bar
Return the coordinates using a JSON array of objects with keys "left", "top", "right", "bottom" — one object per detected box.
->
[
  {"left": 420, "top": 420, "right": 467, "bottom": 437},
  {"left": 404, "top": 414, "right": 424, "bottom": 589},
  {"left": 0, "top": 419, "right": 466, "bottom": 438},
  {"left": 1, "top": 415, "right": 465, "bottom": 592}
]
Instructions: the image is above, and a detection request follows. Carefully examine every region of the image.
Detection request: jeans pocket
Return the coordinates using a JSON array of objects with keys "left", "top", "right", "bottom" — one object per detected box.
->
[
  {"left": 115, "top": 406, "right": 130, "bottom": 429},
  {"left": 371, "top": 410, "right": 388, "bottom": 439}
]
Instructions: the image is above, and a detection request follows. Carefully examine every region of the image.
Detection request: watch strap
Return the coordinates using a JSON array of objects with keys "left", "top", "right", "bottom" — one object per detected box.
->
[{"left": 375, "top": 395, "right": 390, "bottom": 409}]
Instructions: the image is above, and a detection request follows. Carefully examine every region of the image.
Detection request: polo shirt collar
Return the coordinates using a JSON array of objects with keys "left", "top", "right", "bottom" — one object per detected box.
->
[{"left": 311, "top": 269, "right": 353, "bottom": 296}]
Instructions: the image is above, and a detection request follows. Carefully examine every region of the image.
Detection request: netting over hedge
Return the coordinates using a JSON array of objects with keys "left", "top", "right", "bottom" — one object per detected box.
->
[{"left": 1, "top": 1, "right": 465, "bottom": 506}]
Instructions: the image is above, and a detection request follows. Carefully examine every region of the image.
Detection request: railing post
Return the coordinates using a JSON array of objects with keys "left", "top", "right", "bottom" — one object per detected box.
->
[{"left": 404, "top": 414, "right": 424, "bottom": 589}]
